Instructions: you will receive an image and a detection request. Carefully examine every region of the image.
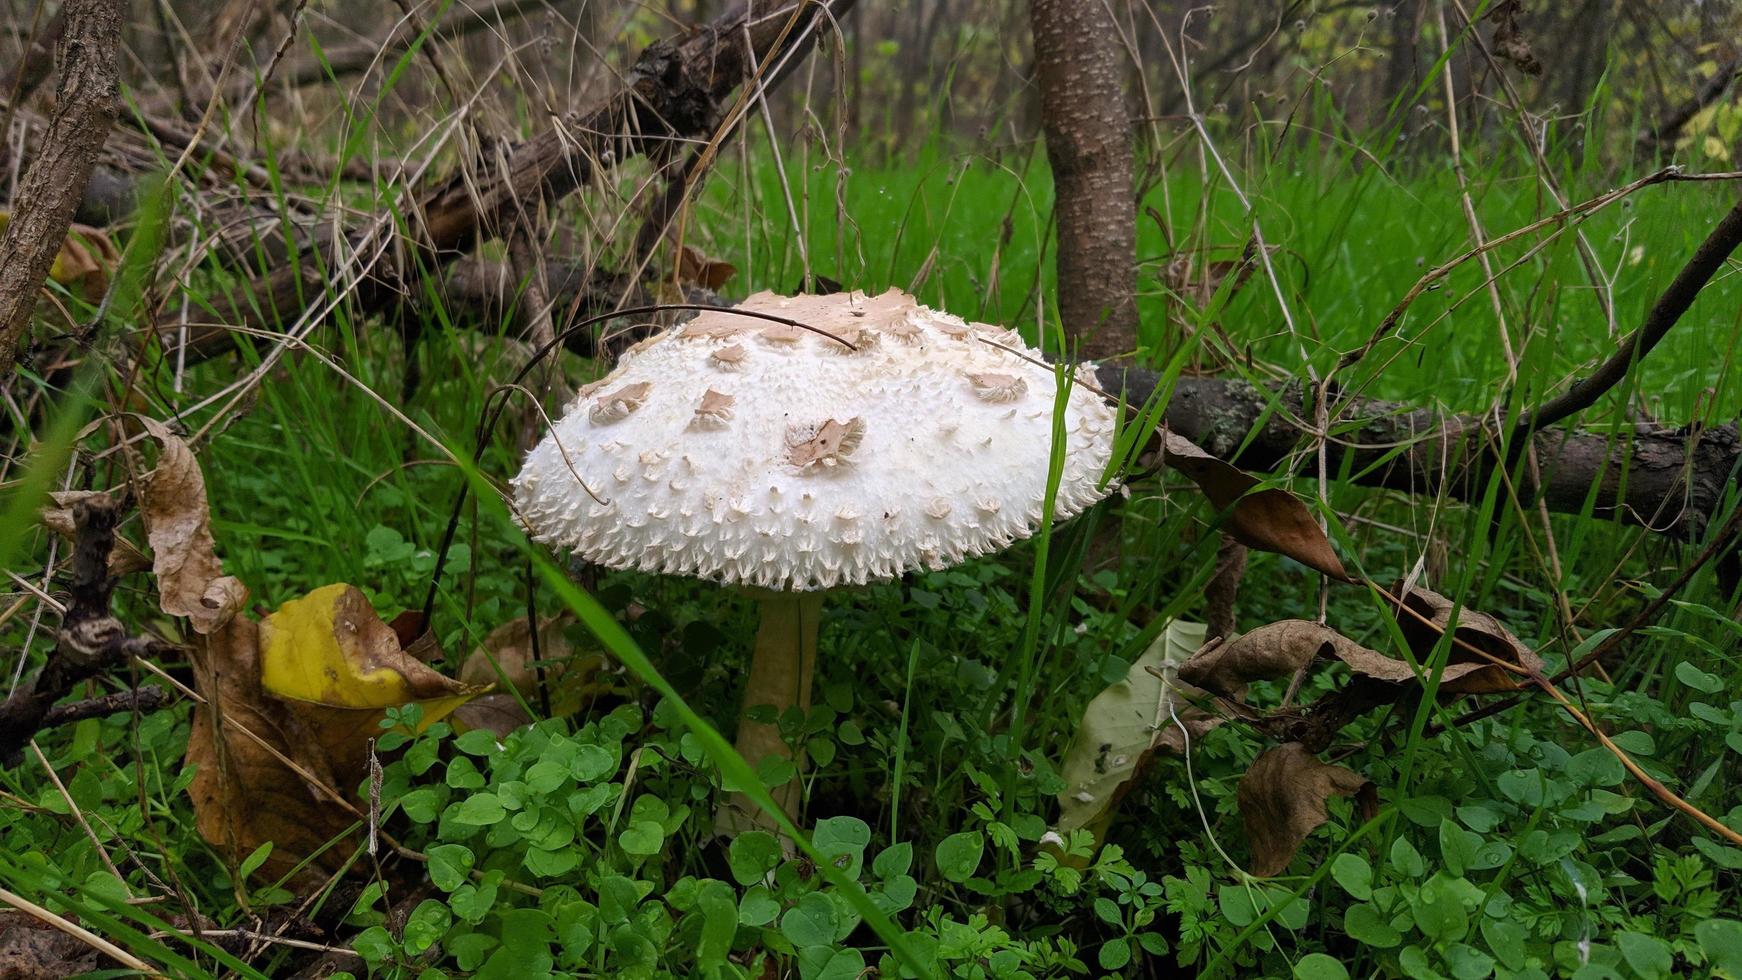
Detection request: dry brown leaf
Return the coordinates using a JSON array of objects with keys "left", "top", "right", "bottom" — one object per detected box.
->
[
  {"left": 677, "top": 244, "right": 738, "bottom": 290},
  {"left": 461, "top": 612, "right": 619, "bottom": 719},
  {"left": 0, "top": 915, "right": 108, "bottom": 977},
  {"left": 137, "top": 418, "right": 246, "bottom": 634},
  {"left": 1179, "top": 621, "right": 1324, "bottom": 701},
  {"left": 52, "top": 223, "right": 121, "bottom": 302},
  {"left": 1393, "top": 584, "right": 1544, "bottom": 693},
  {"left": 449, "top": 693, "right": 533, "bottom": 738},
  {"left": 139, "top": 426, "right": 478, "bottom": 890},
  {"left": 186, "top": 616, "right": 362, "bottom": 886},
  {"left": 1487, "top": 0, "right": 1543, "bottom": 76},
  {"left": 1324, "top": 625, "right": 1503, "bottom": 695},
  {"left": 0, "top": 213, "right": 118, "bottom": 306},
  {"left": 1237, "top": 742, "right": 1369, "bottom": 877},
  {"left": 462, "top": 613, "right": 575, "bottom": 697},
  {"left": 1161, "top": 254, "right": 1254, "bottom": 308},
  {"left": 1184, "top": 617, "right": 1516, "bottom": 701},
  {"left": 1163, "top": 432, "right": 1350, "bottom": 581},
  {"left": 188, "top": 586, "right": 485, "bottom": 888}
]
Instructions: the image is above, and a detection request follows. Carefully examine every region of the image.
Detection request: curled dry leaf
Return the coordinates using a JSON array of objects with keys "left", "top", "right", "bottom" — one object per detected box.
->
[
  {"left": 1487, "top": 0, "right": 1543, "bottom": 76},
  {"left": 1393, "top": 584, "right": 1544, "bottom": 693},
  {"left": 1054, "top": 620, "right": 1222, "bottom": 853},
  {"left": 1179, "top": 621, "right": 1325, "bottom": 701},
  {"left": 137, "top": 418, "right": 246, "bottom": 634},
  {"left": 1186, "top": 616, "right": 1534, "bottom": 702},
  {"left": 460, "top": 612, "right": 620, "bottom": 723},
  {"left": 1325, "top": 624, "right": 1512, "bottom": 696},
  {"left": 677, "top": 244, "right": 739, "bottom": 290},
  {"left": 1162, "top": 432, "right": 1349, "bottom": 582},
  {"left": 186, "top": 615, "right": 360, "bottom": 886},
  {"left": 144, "top": 427, "right": 482, "bottom": 888},
  {"left": 1237, "top": 742, "right": 1371, "bottom": 877}
]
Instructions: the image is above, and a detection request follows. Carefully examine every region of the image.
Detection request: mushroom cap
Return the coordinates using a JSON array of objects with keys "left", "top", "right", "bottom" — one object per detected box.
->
[{"left": 512, "top": 288, "right": 1119, "bottom": 591}]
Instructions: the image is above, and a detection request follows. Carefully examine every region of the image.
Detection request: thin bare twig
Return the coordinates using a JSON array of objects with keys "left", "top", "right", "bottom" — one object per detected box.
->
[{"left": 1513, "top": 196, "right": 1742, "bottom": 437}]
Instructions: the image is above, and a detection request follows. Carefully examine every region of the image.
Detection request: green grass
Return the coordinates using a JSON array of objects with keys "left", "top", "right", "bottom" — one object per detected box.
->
[{"left": 703, "top": 143, "right": 1742, "bottom": 421}]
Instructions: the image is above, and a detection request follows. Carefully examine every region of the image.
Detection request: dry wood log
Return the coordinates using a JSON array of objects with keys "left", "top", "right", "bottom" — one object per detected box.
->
[{"left": 1100, "top": 368, "right": 1740, "bottom": 543}]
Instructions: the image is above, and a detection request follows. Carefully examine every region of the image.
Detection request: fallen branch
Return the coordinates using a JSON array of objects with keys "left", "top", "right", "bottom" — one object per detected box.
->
[
  {"left": 41, "top": 686, "right": 172, "bottom": 727},
  {"left": 1100, "top": 370, "right": 1740, "bottom": 543},
  {"left": 0, "top": 498, "right": 176, "bottom": 763}
]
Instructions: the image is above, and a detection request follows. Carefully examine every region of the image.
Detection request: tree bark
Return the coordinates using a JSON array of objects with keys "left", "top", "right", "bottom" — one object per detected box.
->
[
  {"left": 1103, "top": 369, "right": 1740, "bottom": 544},
  {"left": 1030, "top": 0, "right": 1137, "bottom": 360},
  {"left": 0, "top": 0, "right": 122, "bottom": 379}
]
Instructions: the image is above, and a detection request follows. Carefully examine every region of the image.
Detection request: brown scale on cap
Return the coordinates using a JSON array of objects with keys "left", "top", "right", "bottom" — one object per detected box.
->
[
  {"left": 829, "top": 323, "right": 878, "bottom": 351},
  {"left": 882, "top": 316, "right": 924, "bottom": 344},
  {"left": 968, "top": 372, "right": 1027, "bottom": 403},
  {"left": 710, "top": 343, "right": 746, "bottom": 367},
  {"left": 786, "top": 417, "right": 866, "bottom": 470},
  {"left": 692, "top": 389, "right": 736, "bottom": 427},
  {"left": 684, "top": 319, "right": 747, "bottom": 340},
  {"left": 590, "top": 381, "right": 652, "bottom": 424},
  {"left": 760, "top": 323, "right": 805, "bottom": 344},
  {"left": 977, "top": 326, "right": 1026, "bottom": 348}
]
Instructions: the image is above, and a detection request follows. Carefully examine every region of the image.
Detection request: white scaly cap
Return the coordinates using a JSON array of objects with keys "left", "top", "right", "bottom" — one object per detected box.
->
[{"left": 512, "top": 288, "right": 1119, "bottom": 591}]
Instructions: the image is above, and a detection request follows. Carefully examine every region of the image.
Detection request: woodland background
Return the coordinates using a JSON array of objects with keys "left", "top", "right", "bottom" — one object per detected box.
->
[{"left": 1, "top": 1, "right": 1741, "bottom": 978}]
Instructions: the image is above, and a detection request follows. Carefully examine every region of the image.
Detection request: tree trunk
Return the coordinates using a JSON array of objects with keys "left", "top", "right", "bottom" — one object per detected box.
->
[
  {"left": 1030, "top": 0, "right": 1136, "bottom": 360},
  {"left": 0, "top": 0, "right": 122, "bottom": 379}
]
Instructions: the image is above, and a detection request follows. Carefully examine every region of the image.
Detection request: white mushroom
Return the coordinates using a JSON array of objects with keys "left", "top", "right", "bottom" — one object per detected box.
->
[{"left": 511, "top": 287, "right": 1119, "bottom": 834}]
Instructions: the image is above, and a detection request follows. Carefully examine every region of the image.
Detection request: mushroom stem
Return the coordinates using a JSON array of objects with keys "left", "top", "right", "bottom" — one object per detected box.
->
[{"left": 717, "top": 590, "right": 823, "bottom": 835}]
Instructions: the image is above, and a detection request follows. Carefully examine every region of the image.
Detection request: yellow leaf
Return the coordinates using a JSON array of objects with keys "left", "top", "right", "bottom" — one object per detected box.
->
[
  {"left": 0, "top": 212, "right": 119, "bottom": 303},
  {"left": 1703, "top": 136, "right": 1731, "bottom": 162},
  {"left": 260, "top": 583, "right": 485, "bottom": 730}
]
